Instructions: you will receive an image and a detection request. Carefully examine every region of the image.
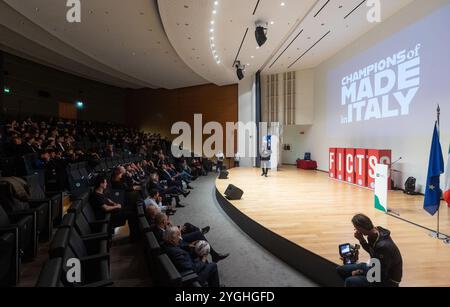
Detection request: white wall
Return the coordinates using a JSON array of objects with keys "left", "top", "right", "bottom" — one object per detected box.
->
[
  {"left": 281, "top": 125, "right": 312, "bottom": 164},
  {"left": 300, "top": 0, "right": 450, "bottom": 192},
  {"left": 295, "top": 69, "right": 315, "bottom": 125},
  {"left": 238, "top": 76, "right": 256, "bottom": 167}
]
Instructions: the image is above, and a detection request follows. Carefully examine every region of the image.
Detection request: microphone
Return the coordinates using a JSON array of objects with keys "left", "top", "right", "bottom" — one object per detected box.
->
[{"left": 390, "top": 157, "right": 402, "bottom": 166}]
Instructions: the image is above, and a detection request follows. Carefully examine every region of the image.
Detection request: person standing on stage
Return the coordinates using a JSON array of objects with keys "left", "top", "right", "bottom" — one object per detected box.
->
[
  {"left": 234, "top": 152, "right": 240, "bottom": 168},
  {"left": 261, "top": 147, "right": 272, "bottom": 177},
  {"left": 215, "top": 151, "right": 224, "bottom": 172}
]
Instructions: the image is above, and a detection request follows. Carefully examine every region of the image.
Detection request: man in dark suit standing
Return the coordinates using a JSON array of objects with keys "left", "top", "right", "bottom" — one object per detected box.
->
[{"left": 163, "top": 226, "right": 221, "bottom": 287}]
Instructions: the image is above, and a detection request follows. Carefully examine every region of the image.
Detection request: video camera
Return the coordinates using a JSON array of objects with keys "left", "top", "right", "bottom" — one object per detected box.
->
[{"left": 339, "top": 243, "right": 360, "bottom": 265}]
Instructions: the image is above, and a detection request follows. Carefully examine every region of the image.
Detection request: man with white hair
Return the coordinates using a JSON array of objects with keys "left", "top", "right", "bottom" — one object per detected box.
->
[
  {"left": 152, "top": 212, "right": 228, "bottom": 261},
  {"left": 163, "top": 226, "right": 221, "bottom": 287}
]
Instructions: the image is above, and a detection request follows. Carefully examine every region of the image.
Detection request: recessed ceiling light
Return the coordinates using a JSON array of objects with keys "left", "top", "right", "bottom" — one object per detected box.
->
[
  {"left": 214, "top": 1, "right": 219, "bottom": 5},
  {"left": 270, "top": 21, "right": 275, "bottom": 25},
  {"left": 211, "top": 37, "right": 214, "bottom": 40},
  {"left": 212, "top": 10, "right": 217, "bottom": 14},
  {"left": 211, "top": 21, "right": 215, "bottom": 25},
  {"left": 210, "top": 29, "right": 214, "bottom": 33},
  {"left": 280, "top": 2, "right": 285, "bottom": 6},
  {"left": 251, "top": 56, "right": 254, "bottom": 58}
]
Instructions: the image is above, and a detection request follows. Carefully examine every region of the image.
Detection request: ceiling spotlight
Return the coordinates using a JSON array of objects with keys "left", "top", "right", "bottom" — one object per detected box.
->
[
  {"left": 234, "top": 61, "right": 245, "bottom": 81},
  {"left": 255, "top": 21, "right": 268, "bottom": 47}
]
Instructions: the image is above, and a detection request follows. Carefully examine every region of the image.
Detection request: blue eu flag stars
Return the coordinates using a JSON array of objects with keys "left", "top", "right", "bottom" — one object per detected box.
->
[{"left": 424, "top": 122, "right": 444, "bottom": 216}]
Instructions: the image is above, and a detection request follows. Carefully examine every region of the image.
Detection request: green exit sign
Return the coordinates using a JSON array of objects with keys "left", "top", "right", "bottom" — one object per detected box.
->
[{"left": 3, "top": 88, "right": 10, "bottom": 94}]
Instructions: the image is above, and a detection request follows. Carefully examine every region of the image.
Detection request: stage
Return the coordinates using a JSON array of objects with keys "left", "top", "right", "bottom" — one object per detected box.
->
[{"left": 215, "top": 166, "right": 450, "bottom": 287}]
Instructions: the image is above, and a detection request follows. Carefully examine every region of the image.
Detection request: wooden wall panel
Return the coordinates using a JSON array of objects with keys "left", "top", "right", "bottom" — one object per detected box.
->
[{"left": 125, "top": 83, "right": 239, "bottom": 141}]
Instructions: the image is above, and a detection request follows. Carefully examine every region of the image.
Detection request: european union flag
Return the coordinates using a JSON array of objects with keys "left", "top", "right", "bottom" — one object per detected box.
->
[{"left": 424, "top": 122, "right": 444, "bottom": 216}]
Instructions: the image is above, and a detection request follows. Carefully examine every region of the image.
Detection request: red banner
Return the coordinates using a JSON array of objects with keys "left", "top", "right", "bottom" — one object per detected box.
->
[
  {"left": 329, "top": 148, "right": 336, "bottom": 179},
  {"left": 330, "top": 148, "right": 391, "bottom": 190},
  {"left": 345, "top": 148, "right": 355, "bottom": 184}
]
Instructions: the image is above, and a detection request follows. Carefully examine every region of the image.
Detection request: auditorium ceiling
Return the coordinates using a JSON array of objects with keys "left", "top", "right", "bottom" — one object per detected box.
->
[{"left": 1, "top": 0, "right": 413, "bottom": 89}]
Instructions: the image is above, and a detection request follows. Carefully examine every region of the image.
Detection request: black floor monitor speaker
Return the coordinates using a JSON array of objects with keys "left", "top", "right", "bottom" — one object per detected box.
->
[
  {"left": 218, "top": 170, "right": 229, "bottom": 179},
  {"left": 224, "top": 184, "right": 243, "bottom": 200}
]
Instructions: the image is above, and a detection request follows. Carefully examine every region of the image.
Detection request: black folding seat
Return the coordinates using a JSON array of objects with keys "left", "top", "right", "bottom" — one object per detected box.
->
[
  {"left": 49, "top": 227, "right": 108, "bottom": 260},
  {"left": 94, "top": 159, "right": 107, "bottom": 173},
  {"left": 0, "top": 222, "right": 19, "bottom": 286},
  {"left": 0, "top": 156, "right": 16, "bottom": 177},
  {"left": 67, "top": 164, "right": 90, "bottom": 198},
  {"left": 136, "top": 204, "right": 145, "bottom": 218},
  {"left": 22, "top": 153, "right": 39, "bottom": 175},
  {"left": 156, "top": 254, "right": 200, "bottom": 287},
  {"left": 24, "top": 174, "right": 63, "bottom": 239},
  {"left": 0, "top": 180, "right": 46, "bottom": 248},
  {"left": 0, "top": 203, "right": 36, "bottom": 262},
  {"left": 75, "top": 210, "right": 109, "bottom": 238},
  {"left": 138, "top": 215, "right": 151, "bottom": 234},
  {"left": 78, "top": 162, "right": 90, "bottom": 181},
  {"left": 35, "top": 257, "right": 64, "bottom": 287},
  {"left": 36, "top": 255, "right": 112, "bottom": 287},
  {"left": 142, "top": 231, "right": 161, "bottom": 276}
]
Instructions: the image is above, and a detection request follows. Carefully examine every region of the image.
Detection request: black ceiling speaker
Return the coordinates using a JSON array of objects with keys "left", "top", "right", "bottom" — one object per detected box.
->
[
  {"left": 255, "top": 23, "right": 268, "bottom": 47},
  {"left": 235, "top": 61, "right": 245, "bottom": 81}
]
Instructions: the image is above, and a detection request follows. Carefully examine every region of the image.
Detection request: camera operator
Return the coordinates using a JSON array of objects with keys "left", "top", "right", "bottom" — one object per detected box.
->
[{"left": 337, "top": 214, "right": 403, "bottom": 287}]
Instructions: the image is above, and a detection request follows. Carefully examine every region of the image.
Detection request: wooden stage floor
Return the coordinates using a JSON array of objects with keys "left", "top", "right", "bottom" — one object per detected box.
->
[{"left": 215, "top": 166, "right": 450, "bottom": 287}]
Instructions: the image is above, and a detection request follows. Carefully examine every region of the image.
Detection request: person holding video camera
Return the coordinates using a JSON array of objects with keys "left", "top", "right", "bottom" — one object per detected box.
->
[{"left": 337, "top": 214, "right": 403, "bottom": 287}]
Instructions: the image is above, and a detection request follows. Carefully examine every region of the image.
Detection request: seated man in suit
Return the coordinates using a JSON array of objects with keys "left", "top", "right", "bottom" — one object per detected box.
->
[
  {"left": 163, "top": 226, "right": 221, "bottom": 287},
  {"left": 152, "top": 213, "right": 228, "bottom": 263},
  {"left": 160, "top": 163, "right": 187, "bottom": 189},
  {"left": 147, "top": 172, "right": 189, "bottom": 208}
]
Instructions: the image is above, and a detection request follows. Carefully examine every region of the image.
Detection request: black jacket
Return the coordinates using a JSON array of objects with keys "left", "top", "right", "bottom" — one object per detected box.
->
[
  {"left": 360, "top": 227, "right": 403, "bottom": 285},
  {"left": 165, "top": 242, "right": 206, "bottom": 274}
]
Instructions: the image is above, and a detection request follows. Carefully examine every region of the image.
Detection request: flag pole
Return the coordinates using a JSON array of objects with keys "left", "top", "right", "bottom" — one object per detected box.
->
[
  {"left": 430, "top": 105, "right": 448, "bottom": 241},
  {"left": 437, "top": 105, "right": 441, "bottom": 239}
]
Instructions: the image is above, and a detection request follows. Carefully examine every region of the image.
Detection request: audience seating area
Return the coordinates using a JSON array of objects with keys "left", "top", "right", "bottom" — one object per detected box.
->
[{"left": 0, "top": 116, "right": 222, "bottom": 287}]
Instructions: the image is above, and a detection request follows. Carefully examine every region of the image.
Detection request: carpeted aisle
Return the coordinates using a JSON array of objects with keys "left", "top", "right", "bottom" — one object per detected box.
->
[{"left": 171, "top": 172, "right": 317, "bottom": 287}]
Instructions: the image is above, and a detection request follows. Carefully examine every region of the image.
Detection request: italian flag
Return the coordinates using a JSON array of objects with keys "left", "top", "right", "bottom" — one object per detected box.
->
[{"left": 445, "top": 144, "right": 450, "bottom": 207}]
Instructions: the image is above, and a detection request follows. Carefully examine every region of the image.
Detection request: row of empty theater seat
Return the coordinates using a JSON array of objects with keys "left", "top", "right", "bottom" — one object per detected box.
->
[
  {"left": 0, "top": 174, "right": 64, "bottom": 286},
  {"left": 136, "top": 203, "right": 201, "bottom": 287},
  {"left": 36, "top": 193, "right": 113, "bottom": 287}
]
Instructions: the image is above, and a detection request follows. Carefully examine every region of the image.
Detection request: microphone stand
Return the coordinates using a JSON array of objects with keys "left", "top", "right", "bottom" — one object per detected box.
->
[{"left": 390, "top": 157, "right": 402, "bottom": 191}]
